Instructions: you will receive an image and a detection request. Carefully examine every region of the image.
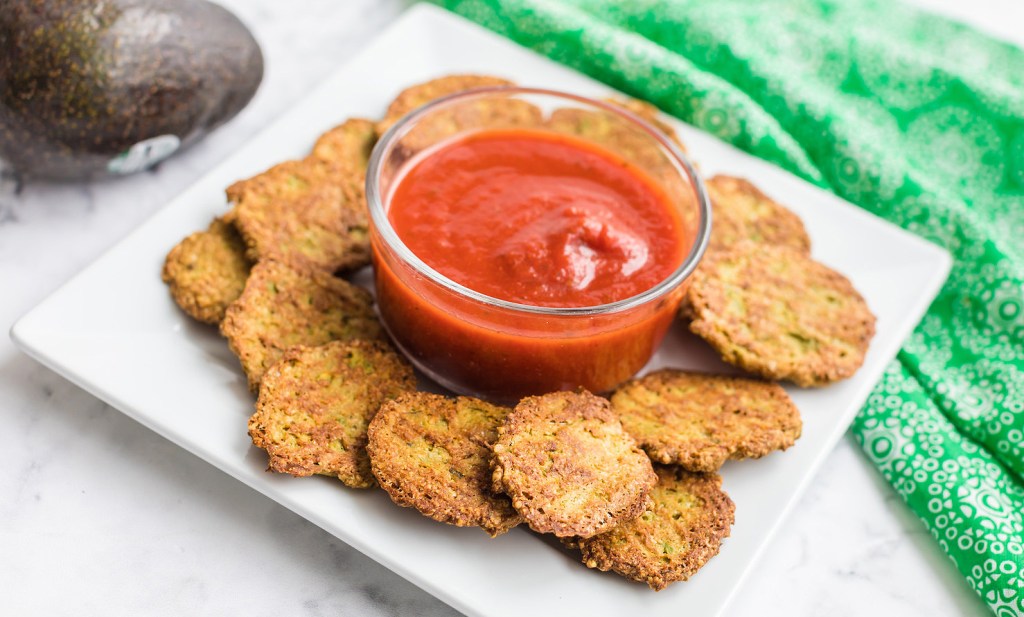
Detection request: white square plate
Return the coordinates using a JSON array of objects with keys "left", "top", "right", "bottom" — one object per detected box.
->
[{"left": 11, "top": 5, "right": 951, "bottom": 617}]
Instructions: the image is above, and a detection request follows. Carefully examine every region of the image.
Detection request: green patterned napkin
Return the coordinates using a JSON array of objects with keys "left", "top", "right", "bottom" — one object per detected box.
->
[{"left": 432, "top": 0, "right": 1024, "bottom": 612}]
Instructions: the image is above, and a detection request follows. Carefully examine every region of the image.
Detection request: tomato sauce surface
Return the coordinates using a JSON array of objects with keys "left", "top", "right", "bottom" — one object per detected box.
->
[
  {"left": 387, "top": 129, "right": 686, "bottom": 307},
  {"left": 374, "top": 127, "right": 696, "bottom": 401}
]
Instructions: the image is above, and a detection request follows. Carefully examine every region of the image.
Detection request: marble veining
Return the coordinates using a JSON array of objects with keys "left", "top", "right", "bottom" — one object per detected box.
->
[{"left": 0, "top": 0, "right": 1010, "bottom": 615}]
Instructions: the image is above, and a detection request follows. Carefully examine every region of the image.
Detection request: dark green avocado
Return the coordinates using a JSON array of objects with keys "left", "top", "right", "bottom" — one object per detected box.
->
[{"left": 0, "top": 0, "right": 264, "bottom": 181}]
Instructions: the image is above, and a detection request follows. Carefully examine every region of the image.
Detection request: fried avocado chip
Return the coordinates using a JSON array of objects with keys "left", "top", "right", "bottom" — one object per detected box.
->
[
  {"left": 611, "top": 369, "right": 802, "bottom": 472},
  {"left": 377, "top": 74, "right": 542, "bottom": 154},
  {"left": 569, "top": 467, "right": 734, "bottom": 591},
  {"left": 249, "top": 339, "right": 416, "bottom": 488},
  {"left": 367, "top": 392, "right": 521, "bottom": 537},
  {"left": 679, "top": 176, "right": 812, "bottom": 320},
  {"left": 311, "top": 118, "right": 377, "bottom": 170},
  {"left": 220, "top": 259, "right": 382, "bottom": 392},
  {"left": 603, "top": 96, "right": 688, "bottom": 154},
  {"left": 232, "top": 174, "right": 369, "bottom": 274},
  {"left": 546, "top": 102, "right": 682, "bottom": 181},
  {"left": 687, "top": 244, "right": 876, "bottom": 387},
  {"left": 492, "top": 390, "right": 657, "bottom": 539},
  {"left": 704, "top": 175, "right": 811, "bottom": 257},
  {"left": 377, "top": 74, "right": 516, "bottom": 135},
  {"left": 162, "top": 217, "right": 253, "bottom": 324},
  {"left": 225, "top": 157, "right": 344, "bottom": 209},
  {"left": 227, "top": 119, "right": 377, "bottom": 273}
]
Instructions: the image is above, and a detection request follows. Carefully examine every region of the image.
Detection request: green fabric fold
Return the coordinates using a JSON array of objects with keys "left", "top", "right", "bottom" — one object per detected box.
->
[
  {"left": 854, "top": 361, "right": 1024, "bottom": 614},
  {"left": 431, "top": 0, "right": 1024, "bottom": 612}
]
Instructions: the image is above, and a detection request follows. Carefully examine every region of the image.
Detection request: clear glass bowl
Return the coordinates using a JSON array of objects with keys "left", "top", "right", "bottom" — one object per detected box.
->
[{"left": 366, "top": 87, "right": 710, "bottom": 402}]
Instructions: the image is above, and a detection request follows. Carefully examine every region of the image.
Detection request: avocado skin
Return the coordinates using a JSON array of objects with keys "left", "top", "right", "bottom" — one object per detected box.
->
[{"left": 0, "top": 0, "right": 264, "bottom": 181}]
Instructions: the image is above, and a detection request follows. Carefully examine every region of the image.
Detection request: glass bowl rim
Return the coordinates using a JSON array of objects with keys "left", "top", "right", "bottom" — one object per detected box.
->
[{"left": 365, "top": 85, "right": 712, "bottom": 317}]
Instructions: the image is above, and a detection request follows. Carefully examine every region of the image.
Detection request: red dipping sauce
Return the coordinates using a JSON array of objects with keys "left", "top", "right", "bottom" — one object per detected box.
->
[
  {"left": 388, "top": 130, "right": 686, "bottom": 308},
  {"left": 371, "top": 124, "right": 701, "bottom": 402}
]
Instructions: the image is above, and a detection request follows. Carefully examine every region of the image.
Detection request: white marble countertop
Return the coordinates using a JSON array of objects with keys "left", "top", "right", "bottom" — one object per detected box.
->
[{"left": 3, "top": 0, "right": 1019, "bottom": 615}]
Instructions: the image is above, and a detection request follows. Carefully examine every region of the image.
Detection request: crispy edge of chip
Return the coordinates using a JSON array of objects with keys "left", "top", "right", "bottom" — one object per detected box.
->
[
  {"left": 248, "top": 339, "right": 416, "bottom": 488},
  {"left": 611, "top": 369, "right": 802, "bottom": 471},
  {"left": 312, "top": 118, "right": 378, "bottom": 170},
  {"left": 220, "top": 258, "right": 381, "bottom": 393},
  {"left": 376, "top": 74, "right": 516, "bottom": 136},
  {"left": 687, "top": 243, "right": 876, "bottom": 387},
  {"left": 570, "top": 466, "right": 735, "bottom": 591},
  {"left": 704, "top": 175, "right": 811, "bottom": 256},
  {"left": 603, "top": 96, "right": 688, "bottom": 154},
  {"left": 232, "top": 175, "right": 369, "bottom": 273},
  {"left": 225, "top": 118, "right": 376, "bottom": 272},
  {"left": 678, "top": 176, "right": 813, "bottom": 320},
  {"left": 492, "top": 390, "right": 657, "bottom": 539},
  {"left": 161, "top": 217, "right": 252, "bottom": 324},
  {"left": 367, "top": 392, "right": 522, "bottom": 536},
  {"left": 226, "top": 117, "right": 375, "bottom": 207}
]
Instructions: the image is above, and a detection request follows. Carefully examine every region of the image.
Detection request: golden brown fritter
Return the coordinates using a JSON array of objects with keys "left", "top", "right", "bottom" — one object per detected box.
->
[
  {"left": 603, "top": 97, "right": 688, "bottom": 154},
  {"left": 220, "top": 259, "right": 382, "bottom": 392},
  {"left": 226, "top": 119, "right": 377, "bottom": 273},
  {"left": 232, "top": 176, "right": 369, "bottom": 274},
  {"left": 311, "top": 118, "right": 377, "bottom": 170},
  {"left": 376, "top": 74, "right": 516, "bottom": 135},
  {"left": 679, "top": 176, "right": 812, "bottom": 320},
  {"left": 226, "top": 157, "right": 337, "bottom": 208},
  {"left": 249, "top": 339, "right": 416, "bottom": 488},
  {"left": 161, "top": 217, "right": 253, "bottom": 324},
  {"left": 704, "top": 175, "right": 811, "bottom": 257},
  {"left": 492, "top": 390, "right": 657, "bottom": 539},
  {"left": 225, "top": 119, "right": 375, "bottom": 204},
  {"left": 611, "top": 369, "right": 802, "bottom": 471},
  {"left": 547, "top": 105, "right": 679, "bottom": 181},
  {"left": 569, "top": 466, "right": 734, "bottom": 591},
  {"left": 367, "top": 392, "right": 521, "bottom": 537},
  {"left": 687, "top": 243, "right": 876, "bottom": 387},
  {"left": 377, "top": 74, "right": 542, "bottom": 154}
]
